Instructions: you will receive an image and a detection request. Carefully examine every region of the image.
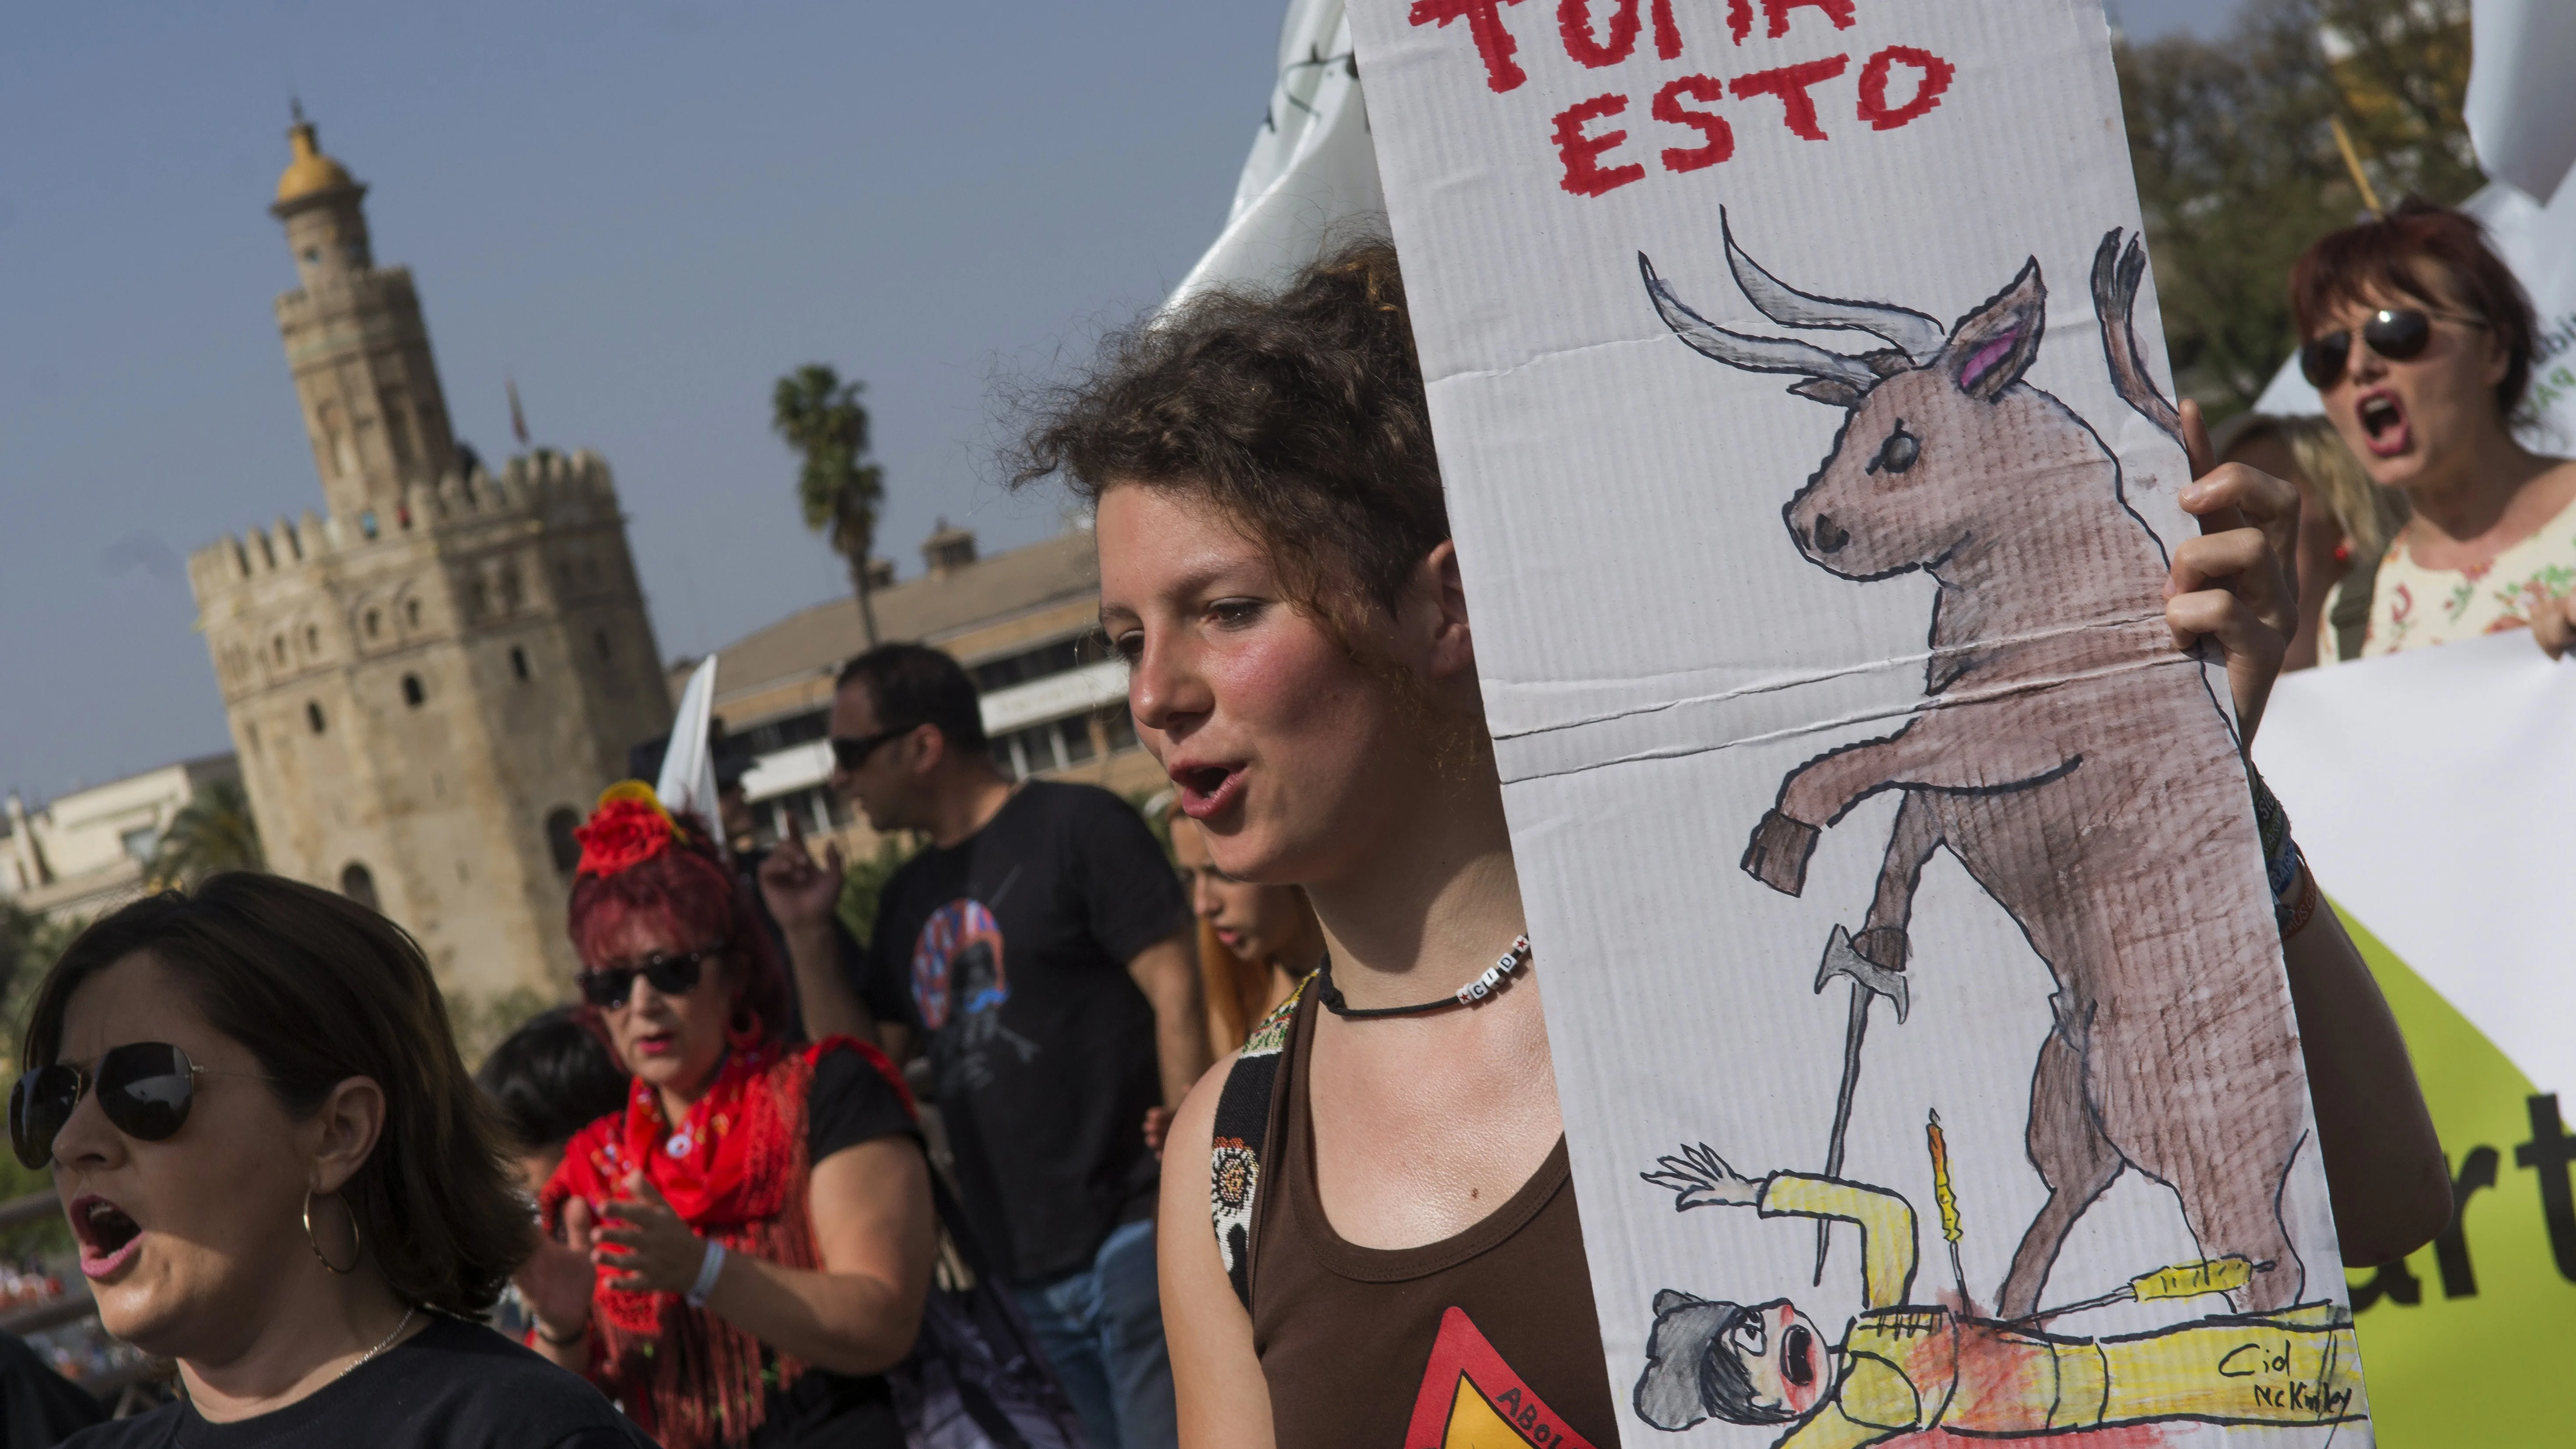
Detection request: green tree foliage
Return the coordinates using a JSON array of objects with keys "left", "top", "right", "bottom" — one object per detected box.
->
[
  {"left": 2119, "top": 0, "right": 2478, "bottom": 418},
  {"left": 773, "top": 364, "right": 889, "bottom": 646},
  {"left": 0, "top": 904, "right": 80, "bottom": 1251},
  {"left": 145, "top": 779, "right": 265, "bottom": 890},
  {"left": 835, "top": 836, "right": 919, "bottom": 948}
]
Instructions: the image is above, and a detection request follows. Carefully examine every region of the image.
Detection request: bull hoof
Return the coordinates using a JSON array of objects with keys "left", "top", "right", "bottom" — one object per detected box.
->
[
  {"left": 1853, "top": 927, "right": 1910, "bottom": 972},
  {"left": 1743, "top": 810, "right": 1820, "bottom": 896}
]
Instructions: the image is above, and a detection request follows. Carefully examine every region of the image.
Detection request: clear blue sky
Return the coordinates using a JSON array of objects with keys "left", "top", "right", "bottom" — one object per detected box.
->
[{"left": 0, "top": 0, "right": 2233, "bottom": 804}]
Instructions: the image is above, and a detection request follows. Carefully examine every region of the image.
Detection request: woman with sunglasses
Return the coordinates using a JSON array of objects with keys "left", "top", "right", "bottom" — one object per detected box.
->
[
  {"left": 513, "top": 783, "right": 935, "bottom": 1449},
  {"left": 14, "top": 872, "right": 645, "bottom": 1448},
  {"left": 2292, "top": 199, "right": 2576, "bottom": 659},
  {"left": 1012, "top": 241, "right": 2448, "bottom": 1448}
]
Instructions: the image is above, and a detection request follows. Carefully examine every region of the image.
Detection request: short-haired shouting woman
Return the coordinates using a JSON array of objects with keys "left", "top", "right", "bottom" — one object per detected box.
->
[
  {"left": 514, "top": 784, "right": 936, "bottom": 1449},
  {"left": 1015, "top": 242, "right": 2451, "bottom": 1448},
  {"left": 2293, "top": 199, "right": 2576, "bottom": 657},
  {"left": 14, "top": 872, "right": 644, "bottom": 1448}
]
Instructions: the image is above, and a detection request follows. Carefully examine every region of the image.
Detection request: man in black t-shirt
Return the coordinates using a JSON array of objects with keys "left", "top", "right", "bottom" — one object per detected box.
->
[{"left": 761, "top": 644, "right": 1202, "bottom": 1449}]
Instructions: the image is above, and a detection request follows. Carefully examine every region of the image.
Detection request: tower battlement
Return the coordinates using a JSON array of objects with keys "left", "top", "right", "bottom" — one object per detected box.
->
[{"left": 188, "top": 449, "right": 622, "bottom": 605}]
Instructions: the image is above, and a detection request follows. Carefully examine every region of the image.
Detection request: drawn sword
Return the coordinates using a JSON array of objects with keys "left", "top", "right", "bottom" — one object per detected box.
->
[{"left": 1811, "top": 924, "right": 1910, "bottom": 1284}]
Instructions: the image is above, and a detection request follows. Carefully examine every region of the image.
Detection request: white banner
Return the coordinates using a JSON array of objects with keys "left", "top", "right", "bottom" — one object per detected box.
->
[{"left": 1345, "top": 0, "right": 2365, "bottom": 1442}]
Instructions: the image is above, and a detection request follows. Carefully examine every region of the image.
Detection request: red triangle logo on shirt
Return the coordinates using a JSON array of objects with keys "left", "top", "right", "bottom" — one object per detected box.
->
[{"left": 1404, "top": 1306, "right": 1601, "bottom": 1449}]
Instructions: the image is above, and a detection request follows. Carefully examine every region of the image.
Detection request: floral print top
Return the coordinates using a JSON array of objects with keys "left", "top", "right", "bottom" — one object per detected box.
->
[{"left": 2359, "top": 493, "right": 2576, "bottom": 659}]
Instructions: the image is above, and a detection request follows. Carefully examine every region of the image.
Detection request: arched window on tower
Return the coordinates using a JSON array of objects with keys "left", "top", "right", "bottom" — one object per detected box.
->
[
  {"left": 594, "top": 630, "right": 612, "bottom": 662},
  {"left": 306, "top": 701, "right": 326, "bottom": 734},
  {"left": 273, "top": 635, "right": 288, "bottom": 666},
  {"left": 510, "top": 646, "right": 531, "bottom": 681},
  {"left": 545, "top": 808, "right": 581, "bottom": 875},
  {"left": 340, "top": 862, "right": 380, "bottom": 913},
  {"left": 364, "top": 608, "right": 380, "bottom": 639},
  {"left": 406, "top": 599, "right": 422, "bottom": 628},
  {"left": 305, "top": 624, "right": 320, "bottom": 654},
  {"left": 401, "top": 674, "right": 425, "bottom": 708}
]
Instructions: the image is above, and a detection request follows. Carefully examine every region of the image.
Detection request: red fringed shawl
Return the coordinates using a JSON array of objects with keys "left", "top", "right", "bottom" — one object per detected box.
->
[{"left": 542, "top": 1036, "right": 913, "bottom": 1449}]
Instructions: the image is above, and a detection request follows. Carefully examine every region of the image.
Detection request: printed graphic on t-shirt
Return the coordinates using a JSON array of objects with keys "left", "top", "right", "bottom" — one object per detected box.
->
[
  {"left": 910, "top": 897, "right": 1038, "bottom": 1092},
  {"left": 1405, "top": 1307, "right": 1598, "bottom": 1449}
]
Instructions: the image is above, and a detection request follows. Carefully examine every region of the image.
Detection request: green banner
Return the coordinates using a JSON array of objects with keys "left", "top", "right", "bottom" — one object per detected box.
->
[{"left": 2339, "top": 906, "right": 2576, "bottom": 1445}]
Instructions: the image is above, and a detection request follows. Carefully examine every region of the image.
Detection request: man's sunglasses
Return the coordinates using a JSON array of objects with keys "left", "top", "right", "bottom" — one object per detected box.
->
[
  {"left": 829, "top": 724, "right": 919, "bottom": 773},
  {"left": 577, "top": 943, "right": 726, "bottom": 1010},
  {"left": 10, "top": 1043, "right": 265, "bottom": 1169},
  {"left": 2299, "top": 308, "right": 2487, "bottom": 389}
]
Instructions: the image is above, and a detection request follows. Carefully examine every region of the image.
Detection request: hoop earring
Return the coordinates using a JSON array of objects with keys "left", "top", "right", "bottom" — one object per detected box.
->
[
  {"left": 304, "top": 1189, "right": 361, "bottom": 1275},
  {"left": 725, "top": 1006, "right": 764, "bottom": 1052}
]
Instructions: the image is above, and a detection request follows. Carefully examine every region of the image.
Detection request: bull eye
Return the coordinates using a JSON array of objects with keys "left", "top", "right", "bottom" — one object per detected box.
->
[{"left": 1868, "top": 421, "right": 1920, "bottom": 475}]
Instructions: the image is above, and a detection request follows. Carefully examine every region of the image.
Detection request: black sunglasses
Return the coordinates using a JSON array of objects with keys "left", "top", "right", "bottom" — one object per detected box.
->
[
  {"left": 578, "top": 943, "right": 725, "bottom": 1010},
  {"left": 829, "top": 724, "right": 921, "bottom": 774},
  {"left": 2299, "top": 308, "right": 2487, "bottom": 389},
  {"left": 10, "top": 1043, "right": 265, "bottom": 1169}
]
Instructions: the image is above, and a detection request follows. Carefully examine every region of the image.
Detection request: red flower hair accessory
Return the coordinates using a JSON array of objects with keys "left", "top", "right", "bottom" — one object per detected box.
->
[{"left": 575, "top": 780, "right": 685, "bottom": 878}]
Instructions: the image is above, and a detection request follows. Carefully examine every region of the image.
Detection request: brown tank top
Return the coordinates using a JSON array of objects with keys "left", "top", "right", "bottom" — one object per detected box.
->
[{"left": 1247, "top": 986, "right": 1619, "bottom": 1449}]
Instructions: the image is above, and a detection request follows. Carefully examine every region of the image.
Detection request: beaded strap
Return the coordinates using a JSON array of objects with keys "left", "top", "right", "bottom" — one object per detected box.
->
[{"left": 2248, "top": 767, "right": 2316, "bottom": 938}]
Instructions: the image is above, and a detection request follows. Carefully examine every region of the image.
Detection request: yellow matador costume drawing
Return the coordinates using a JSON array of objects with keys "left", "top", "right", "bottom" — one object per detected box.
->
[{"left": 1632, "top": 1143, "right": 2366, "bottom": 1447}]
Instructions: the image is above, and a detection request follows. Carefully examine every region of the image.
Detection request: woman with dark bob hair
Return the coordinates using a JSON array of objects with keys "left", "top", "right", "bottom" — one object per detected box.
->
[
  {"left": 513, "top": 783, "right": 936, "bottom": 1449},
  {"left": 2292, "top": 198, "right": 2576, "bottom": 657},
  {"left": 12, "top": 872, "right": 645, "bottom": 1447},
  {"left": 1014, "top": 239, "right": 2450, "bottom": 1448}
]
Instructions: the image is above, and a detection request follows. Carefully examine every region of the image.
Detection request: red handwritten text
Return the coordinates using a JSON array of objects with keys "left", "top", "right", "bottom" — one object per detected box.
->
[
  {"left": 1558, "top": 0, "right": 1640, "bottom": 68},
  {"left": 1730, "top": 55, "right": 1848, "bottom": 140},
  {"left": 1412, "top": 0, "right": 1531, "bottom": 93},
  {"left": 1552, "top": 93, "right": 1648, "bottom": 195},
  {"left": 1651, "top": 76, "right": 1733, "bottom": 171},
  {"left": 1856, "top": 45, "right": 1954, "bottom": 129}
]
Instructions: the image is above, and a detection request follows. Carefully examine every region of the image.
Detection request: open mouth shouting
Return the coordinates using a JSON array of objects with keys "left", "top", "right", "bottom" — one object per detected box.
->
[
  {"left": 2353, "top": 388, "right": 2410, "bottom": 458},
  {"left": 68, "top": 1194, "right": 144, "bottom": 1281},
  {"left": 1171, "top": 762, "right": 1245, "bottom": 822}
]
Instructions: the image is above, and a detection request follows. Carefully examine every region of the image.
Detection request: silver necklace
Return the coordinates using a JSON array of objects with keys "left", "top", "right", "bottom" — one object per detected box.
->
[{"left": 337, "top": 1306, "right": 417, "bottom": 1381}]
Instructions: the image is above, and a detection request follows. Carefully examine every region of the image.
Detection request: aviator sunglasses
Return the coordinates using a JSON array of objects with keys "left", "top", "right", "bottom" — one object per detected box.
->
[
  {"left": 2299, "top": 307, "right": 2488, "bottom": 389},
  {"left": 578, "top": 942, "right": 727, "bottom": 1010},
  {"left": 11, "top": 1043, "right": 266, "bottom": 1169}
]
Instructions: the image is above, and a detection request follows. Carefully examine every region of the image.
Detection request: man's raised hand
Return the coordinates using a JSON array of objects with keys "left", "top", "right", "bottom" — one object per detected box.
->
[{"left": 758, "top": 814, "right": 847, "bottom": 934}]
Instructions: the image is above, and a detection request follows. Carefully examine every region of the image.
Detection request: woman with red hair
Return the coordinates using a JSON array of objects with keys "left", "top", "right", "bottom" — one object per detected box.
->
[
  {"left": 514, "top": 783, "right": 936, "bottom": 1449},
  {"left": 2293, "top": 199, "right": 2576, "bottom": 657}
]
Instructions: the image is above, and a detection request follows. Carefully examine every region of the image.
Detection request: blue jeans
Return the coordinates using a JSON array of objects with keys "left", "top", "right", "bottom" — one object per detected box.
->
[{"left": 1011, "top": 1218, "right": 1176, "bottom": 1449}]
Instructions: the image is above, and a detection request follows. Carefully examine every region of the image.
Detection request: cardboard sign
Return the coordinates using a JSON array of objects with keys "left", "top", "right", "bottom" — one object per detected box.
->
[
  {"left": 2253, "top": 634, "right": 2576, "bottom": 1446},
  {"left": 1342, "top": 1, "right": 2369, "bottom": 1442}
]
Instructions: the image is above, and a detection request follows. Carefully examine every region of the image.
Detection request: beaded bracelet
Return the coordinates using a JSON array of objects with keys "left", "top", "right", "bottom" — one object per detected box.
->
[{"left": 2248, "top": 768, "right": 2314, "bottom": 937}]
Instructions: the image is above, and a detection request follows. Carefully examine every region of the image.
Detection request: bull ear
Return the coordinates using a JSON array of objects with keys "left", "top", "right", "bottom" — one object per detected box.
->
[
  {"left": 1942, "top": 259, "right": 2046, "bottom": 401},
  {"left": 1788, "top": 376, "right": 1867, "bottom": 408}
]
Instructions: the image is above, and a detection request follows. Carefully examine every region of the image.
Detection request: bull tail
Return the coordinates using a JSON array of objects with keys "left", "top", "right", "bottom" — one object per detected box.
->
[{"left": 2092, "top": 229, "right": 2183, "bottom": 445}]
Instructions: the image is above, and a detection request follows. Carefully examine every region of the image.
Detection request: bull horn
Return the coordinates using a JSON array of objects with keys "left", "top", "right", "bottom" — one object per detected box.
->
[
  {"left": 1722, "top": 210, "right": 1946, "bottom": 365},
  {"left": 1640, "top": 253, "right": 1879, "bottom": 388}
]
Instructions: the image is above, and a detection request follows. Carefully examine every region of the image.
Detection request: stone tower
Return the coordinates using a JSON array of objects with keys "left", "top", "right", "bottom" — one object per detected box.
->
[{"left": 188, "top": 110, "right": 671, "bottom": 999}]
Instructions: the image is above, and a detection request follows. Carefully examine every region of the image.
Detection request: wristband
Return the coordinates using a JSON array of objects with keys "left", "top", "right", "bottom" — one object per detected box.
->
[
  {"left": 685, "top": 1240, "right": 727, "bottom": 1308},
  {"left": 2278, "top": 853, "right": 2322, "bottom": 940}
]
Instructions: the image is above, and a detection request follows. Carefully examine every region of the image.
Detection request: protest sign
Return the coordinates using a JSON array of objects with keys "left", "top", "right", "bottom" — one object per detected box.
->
[
  {"left": 1342, "top": 0, "right": 2370, "bottom": 1442},
  {"left": 2255, "top": 634, "right": 2576, "bottom": 1447}
]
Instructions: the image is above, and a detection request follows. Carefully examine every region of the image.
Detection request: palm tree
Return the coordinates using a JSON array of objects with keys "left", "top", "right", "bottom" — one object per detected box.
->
[
  {"left": 147, "top": 779, "right": 266, "bottom": 890},
  {"left": 772, "top": 364, "right": 887, "bottom": 645}
]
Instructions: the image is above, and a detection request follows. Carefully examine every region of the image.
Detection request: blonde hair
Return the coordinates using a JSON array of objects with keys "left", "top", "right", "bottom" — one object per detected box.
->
[{"left": 2218, "top": 412, "right": 2409, "bottom": 559}]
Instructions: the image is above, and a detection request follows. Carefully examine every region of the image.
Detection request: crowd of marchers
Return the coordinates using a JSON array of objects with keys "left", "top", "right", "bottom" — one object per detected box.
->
[{"left": 3, "top": 194, "right": 2567, "bottom": 1449}]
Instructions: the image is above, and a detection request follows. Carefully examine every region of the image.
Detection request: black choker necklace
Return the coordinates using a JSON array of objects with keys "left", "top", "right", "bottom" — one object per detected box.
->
[{"left": 1317, "top": 935, "right": 1534, "bottom": 1019}]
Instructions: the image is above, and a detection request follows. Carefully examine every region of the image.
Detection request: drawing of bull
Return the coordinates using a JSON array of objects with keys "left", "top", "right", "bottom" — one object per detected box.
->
[{"left": 1640, "top": 217, "right": 2307, "bottom": 1316}]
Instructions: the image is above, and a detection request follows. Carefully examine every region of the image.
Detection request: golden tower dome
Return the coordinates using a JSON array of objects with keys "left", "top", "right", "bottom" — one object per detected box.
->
[{"left": 275, "top": 110, "right": 354, "bottom": 203}]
